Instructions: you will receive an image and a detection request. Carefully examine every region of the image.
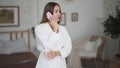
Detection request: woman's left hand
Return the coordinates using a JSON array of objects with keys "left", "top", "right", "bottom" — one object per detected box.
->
[{"left": 49, "top": 15, "right": 58, "bottom": 32}]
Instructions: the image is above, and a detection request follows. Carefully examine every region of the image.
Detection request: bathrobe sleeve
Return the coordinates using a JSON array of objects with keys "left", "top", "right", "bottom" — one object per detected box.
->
[
  {"left": 59, "top": 27, "right": 72, "bottom": 58},
  {"left": 35, "top": 25, "right": 60, "bottom": 51}
]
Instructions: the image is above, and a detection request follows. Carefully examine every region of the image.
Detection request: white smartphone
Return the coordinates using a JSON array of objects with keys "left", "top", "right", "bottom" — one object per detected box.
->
[{"left": 46, "top": 12, "right": 52, "bottom": 20}]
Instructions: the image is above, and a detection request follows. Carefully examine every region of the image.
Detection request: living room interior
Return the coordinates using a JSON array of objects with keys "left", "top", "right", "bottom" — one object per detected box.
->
[{"left": 0, "top": 0, "right": 120, "bottom": 68}]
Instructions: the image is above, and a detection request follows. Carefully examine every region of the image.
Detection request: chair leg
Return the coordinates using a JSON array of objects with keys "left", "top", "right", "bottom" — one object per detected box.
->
[{"left": 95, "top": 59, "right": 99, "bottom": 68}]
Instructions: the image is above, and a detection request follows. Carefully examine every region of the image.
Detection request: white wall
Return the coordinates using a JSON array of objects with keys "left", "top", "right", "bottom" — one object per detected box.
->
[
  {"left": 0, "top": 0, "right": 104, "bottom": 41},
  {"left": 0, "top": 0, "right": 105, "bottom": 56},
  {"left": 102, "top": 0, "right": 120, "bottom": 60},
  {"left": 0, "top": 0, "right": 38, "bottom": 52},
  {"left": 0, "top": 0, "right": 119, "bottom": 61},
  {"left": 37, "top": 0, "right": 104, "bottom": 41},
  {"left": 0, "top": 0, "right": 38, "bottom": 31}
]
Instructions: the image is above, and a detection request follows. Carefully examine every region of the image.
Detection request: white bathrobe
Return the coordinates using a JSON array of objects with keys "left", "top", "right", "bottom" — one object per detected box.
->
[{"left": 35, "top": 23, "right": 72, "bottom": 68}]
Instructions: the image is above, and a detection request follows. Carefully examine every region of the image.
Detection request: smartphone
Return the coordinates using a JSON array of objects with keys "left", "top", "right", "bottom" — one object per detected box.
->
[{"left": 46, "top": 12, "right": 52, "bottom": 20}]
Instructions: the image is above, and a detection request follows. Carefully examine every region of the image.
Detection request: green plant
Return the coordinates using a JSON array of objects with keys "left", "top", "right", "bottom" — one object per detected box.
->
[{"left": 102, "top": 5, "right": 120, "bottom": 39}]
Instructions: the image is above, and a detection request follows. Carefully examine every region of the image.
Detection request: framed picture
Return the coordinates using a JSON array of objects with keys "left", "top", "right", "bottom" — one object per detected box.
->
[
  {"left": 0, "top": 6, "right": 19, "bottom": 27},
  {"left": 71, "top": 12, "right": 78, "bottom": 22},
  {"left": 60, "top": 13, "right": 66, "bottom": 25}
]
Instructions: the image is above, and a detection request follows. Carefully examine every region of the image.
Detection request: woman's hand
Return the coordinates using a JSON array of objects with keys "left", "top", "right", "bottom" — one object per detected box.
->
[
  {"left": 49, "top": 15, "right": 58, "bottom": 32},
  {"left": 44, "top": 51, "right": 55, "bottom": 59},
  {"left": 44, "top": 50, "right": 61, "bottom": 59}
]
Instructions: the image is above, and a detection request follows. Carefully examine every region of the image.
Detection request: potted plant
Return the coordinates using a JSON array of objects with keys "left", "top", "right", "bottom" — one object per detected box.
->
[{"left": 102, "top": 5, "right": 120, "bottom": 57}]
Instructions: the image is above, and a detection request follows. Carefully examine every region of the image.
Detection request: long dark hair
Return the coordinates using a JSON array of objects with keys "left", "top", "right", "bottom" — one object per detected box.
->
[{"left": 40, "top": 2, "right": 61, "bottom": 24}]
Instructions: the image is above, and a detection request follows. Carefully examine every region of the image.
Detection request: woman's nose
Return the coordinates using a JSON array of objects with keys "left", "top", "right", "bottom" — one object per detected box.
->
[{"left": 58, "top": 12, "right": 61, "bottom": 16}]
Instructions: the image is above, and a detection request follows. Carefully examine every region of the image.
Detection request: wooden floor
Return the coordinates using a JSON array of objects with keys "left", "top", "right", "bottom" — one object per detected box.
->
[{"left": 81, "top": 59, "right": 110, "bottom": 68}]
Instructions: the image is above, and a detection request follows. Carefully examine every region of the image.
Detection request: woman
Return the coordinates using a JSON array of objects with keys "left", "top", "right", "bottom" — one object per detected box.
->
[{"left": 35, "top": 2, "right": 72, "bottom": 68}]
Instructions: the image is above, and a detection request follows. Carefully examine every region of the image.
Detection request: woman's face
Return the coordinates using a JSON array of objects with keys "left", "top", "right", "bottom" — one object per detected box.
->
[{"left": 53, "top": 5, "right": 61, "bottom": 22}]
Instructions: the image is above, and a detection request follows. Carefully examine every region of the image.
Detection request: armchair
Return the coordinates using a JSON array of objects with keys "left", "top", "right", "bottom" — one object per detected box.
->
[
  {"left": 80, "top": 36, "right": 106, "bottom": 68},
  {"left": 67, "top": 36, "right": 106, "bottom": 68}
]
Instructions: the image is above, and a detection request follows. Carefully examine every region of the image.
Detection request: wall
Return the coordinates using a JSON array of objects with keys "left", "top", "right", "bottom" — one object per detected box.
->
[
  {"left": 0, "top": 0, "right": 38, "bottom": 31},
  {"left": 0, "top": 0, "right": 104, "bottom": 40},
  {"left": 104, "top": 0, "right": 120, "bottom": 18},
  {"left": 37, "top": 0, "right": 104, "bottom": 41},
  {"left": 0, "top": 0, "right": 104, "bottom": 56},
  {"left": 102, "top": 0, "right": 120, "bottom": 60},
  {"left": 0, "top": 0, "right": 38, "bottom": 51}
]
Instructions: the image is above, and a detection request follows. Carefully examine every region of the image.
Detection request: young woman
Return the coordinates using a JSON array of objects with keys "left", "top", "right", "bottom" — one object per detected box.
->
[{"left": 35, "top": 2, "right": 72, "bottom": 68}]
